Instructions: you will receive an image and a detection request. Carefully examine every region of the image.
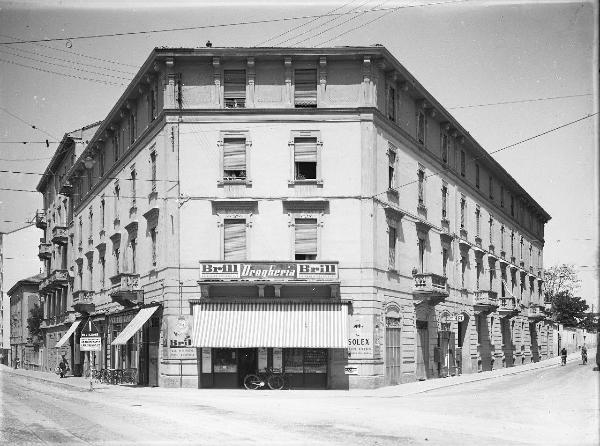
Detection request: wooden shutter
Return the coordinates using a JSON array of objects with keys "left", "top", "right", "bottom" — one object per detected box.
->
[
  {"left": 223, "top": 138, "right": 246, "bottom": 171},
  {"left": 294, "top": 69, "right": 317, "bottom": 106},
  {"left": 294, "top": 137, "right": 317, "bottom": 163},
  {"left": 224, "top": 70, "right": 246, "bottom": 104},
  {"left": 295, "top": 218, "right": 317, "bottom": 255},
  {"left": 224, "top": 219, "right": 246, "bottom": 260}
]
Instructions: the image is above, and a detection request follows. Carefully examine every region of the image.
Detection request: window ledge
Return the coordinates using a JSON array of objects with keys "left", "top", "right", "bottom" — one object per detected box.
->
[
  {"left": 217, "top": 179, "right": 252, "bottom": 186},
  {"left": 288, "top": 179, "right": 323, "bottom": 186}
]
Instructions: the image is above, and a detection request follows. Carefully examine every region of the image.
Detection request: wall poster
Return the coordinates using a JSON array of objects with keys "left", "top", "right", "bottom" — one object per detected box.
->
[{"left": 348, "top": 314, "right": 374, "bottom": 359}]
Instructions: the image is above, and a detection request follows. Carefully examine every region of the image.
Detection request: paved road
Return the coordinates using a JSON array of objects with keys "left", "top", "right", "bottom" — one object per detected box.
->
[{"left": 1, "top": 360, "right": 598, "bottom": 445}]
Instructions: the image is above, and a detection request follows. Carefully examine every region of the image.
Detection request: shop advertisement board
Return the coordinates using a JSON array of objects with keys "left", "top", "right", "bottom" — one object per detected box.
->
[
  {"left": 273, "top": 348, "right": 282, "bottom": 370},
  {"left": 348, "top": 315, "right": 374, "bottom": 359},
  {"left": 80, "top": 333, "right": 101, "bottom": 351},
  {"left": 199, "top": 261, "right": 338, "bottom": 282},
  {"left": 201, "top": 348, "right": 212, "bottom": 373},
  {"left": 163, "top": 316, "right": 196, "bottom": 360}
]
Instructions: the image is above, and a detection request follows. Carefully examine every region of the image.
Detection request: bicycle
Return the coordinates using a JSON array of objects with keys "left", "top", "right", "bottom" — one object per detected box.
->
[{"left": 243, "top": 368, "right": 285, "bottom": 390}]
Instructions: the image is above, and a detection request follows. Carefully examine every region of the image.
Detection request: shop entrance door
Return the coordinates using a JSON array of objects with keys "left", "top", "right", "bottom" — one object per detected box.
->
[
  {"left": 416, "top": 320, "right": 429, "bottom": 380},
  {"left": 237, "top": 348, "right": 257, "bottom": 387},
  {"left": 385, "top": 318, "right": 402, "bottom": 385}
]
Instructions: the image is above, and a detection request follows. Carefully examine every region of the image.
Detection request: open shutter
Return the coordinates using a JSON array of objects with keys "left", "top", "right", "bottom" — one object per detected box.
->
[
  {"left": 224, "top": 219, "right": 246, "bottom": 260},
  {"left": 295, "top": 218, "right": 317, "bottom": 255},
  {"left": 294, "top": 137, "right": 317, "bottom": 163},
  {"left": 294, "top": 69, "right": 317, "bottom": 107},
  {"left": 223, "top": 138, "right": 246, "bottom": 174},
  {"left": 224, "top": 70, "right": 246, "bottom": 107}
]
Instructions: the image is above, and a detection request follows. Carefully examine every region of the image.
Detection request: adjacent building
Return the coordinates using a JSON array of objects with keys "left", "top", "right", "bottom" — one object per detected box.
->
[
  {"left": 40, "top": 46, "right": 553, "bottom": 389},
  {"left": 8, "top": 273, "right": 44, "bottom": 369}
]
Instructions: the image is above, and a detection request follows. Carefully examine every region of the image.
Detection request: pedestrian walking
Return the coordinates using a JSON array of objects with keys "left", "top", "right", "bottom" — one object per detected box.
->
[
  {"left": 581, "top": 345, "right": 588, "bottom": 365},
  {"left": 560, "top": 347, "right": 567, "bottom": 366},
  {"left": 58, "top": 355, "right": 69, "bottom": 378}
]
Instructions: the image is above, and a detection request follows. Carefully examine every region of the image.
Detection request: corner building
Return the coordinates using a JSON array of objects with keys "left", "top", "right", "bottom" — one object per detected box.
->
[{"left": 57, "top": 46, "right": 551, "bottom": 389}]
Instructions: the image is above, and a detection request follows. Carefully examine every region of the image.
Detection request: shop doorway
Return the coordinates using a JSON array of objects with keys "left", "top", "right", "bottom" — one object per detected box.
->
[
  {"left": 437, "top": 327, "right": 456, "bottom": 378},
  {"left": 529, "top": 323, "right": 540, "bottom": 362},
  {"left": 238, "top": 349, "right": 257, "bottom": 387},
  {"left": 416, "top": 320, "right": 429, "bottom": 380},
  {"left": 385, "top": 317, "right": 402, "bottom": 385},
  {"left": 457, "top": 317, "right": 468, "bottom": 374}
]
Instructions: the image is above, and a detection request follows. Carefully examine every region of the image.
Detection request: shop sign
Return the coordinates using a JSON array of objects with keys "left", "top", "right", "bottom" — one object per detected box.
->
[
  {"left": 348, "top": 315, "right": 374, "bottom": 359},
  {"left": 80, "top": 333, "right": 101, "bottom": 351},
  {"left": 201, "top": 348, "right": 212, "bottom": 373},
  {"left": 164, "top": 316, "right": 196, "bottom": 360},
  {"left": 344, "top": 366, "right": 358, "bottom": 375},
  {"left": 199, "top": 261, "right": 338, "bottom": 282}
]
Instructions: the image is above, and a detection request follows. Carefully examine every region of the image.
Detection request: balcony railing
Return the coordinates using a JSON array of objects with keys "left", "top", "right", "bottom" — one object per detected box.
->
[
  {"left": 38, "top": 242, "right": 52, "bottom": 260},
  {"left": 474, "top": 290, "right": 499, "bottom": 311},
  {"left": 498, "top": 297, "right": 519, "bottom": 317},
  {"left": 35, "top": 210, "right": 47, "bottom": 229},
  {"left": 39, "top": 269, "right": 69, "bottom": 292},
  {"left": 413, "top": 273, "right": 448, "bottom": 303},
  {"left": 72, "top": 290, "right": 95, "bottom": 314},
  {"left": 109, "top": 273, "right": 142, "bottom": 306},
  {"left": 51, "top": 225, "right": 68, "bottom": 245}
]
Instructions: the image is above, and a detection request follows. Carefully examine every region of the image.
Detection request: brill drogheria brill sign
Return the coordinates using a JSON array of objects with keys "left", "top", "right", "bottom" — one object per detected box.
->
[{"left": 198, "top": 261, "right": 339, "bottom": 282}]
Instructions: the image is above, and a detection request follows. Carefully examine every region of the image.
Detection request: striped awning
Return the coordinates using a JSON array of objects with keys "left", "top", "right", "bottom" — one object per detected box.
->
[
  {"left": 55, "top": 320, "right": 81, "bottom": 348},
  {"left": 502, "top": 279, "right": 516, "bottom": 299},
  {"left": 111, "top": 306, "right": 159, "bottom": 346},
  {"left": 192, "top": 301, "right": 349, "bottom": 348}
]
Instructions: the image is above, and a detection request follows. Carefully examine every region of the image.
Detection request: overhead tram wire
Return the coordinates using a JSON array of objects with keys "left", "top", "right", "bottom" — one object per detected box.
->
[
  {"left": 0, "top": 48, "right": 133, "bottom": 81},
  {"left": 255, "top": 0, "right": 360, "bottom": 47},
  {"left": 0, "top": 5, "right": 461, "bottom": 45},
  {"left": 0, "top": 58, "right": 127, "bottom": 87},
  {"left": 0, "top": 107, "right": 60, "bottom": 140},
  {"left": 0, "top": 168, "right": 179, "bottom": 185},
  {"left": 314, "top": 0, "right": 467, "bottom": 47},
  {"left": 0, "top": 33, "right": 140, "bottom": 69},
  {"left": 448, "top": 93, "right": 595, "bottom": 110}
]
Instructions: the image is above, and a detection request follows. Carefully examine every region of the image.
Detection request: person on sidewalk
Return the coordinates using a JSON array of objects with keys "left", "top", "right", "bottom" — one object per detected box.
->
[
  {"left": 58, "top": 355, "right": 69, "bottom": 378},
  {"left": 581, "top": 345, "right": 588, "bottom": 365},
  {"left": 560, "top": 347, "right": 567, "bottom": 366}
]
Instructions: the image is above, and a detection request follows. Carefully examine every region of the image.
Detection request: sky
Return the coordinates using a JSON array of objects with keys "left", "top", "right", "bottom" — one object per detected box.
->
[{"left": 0, "top": 0, "right": 597, "bottom": 305}]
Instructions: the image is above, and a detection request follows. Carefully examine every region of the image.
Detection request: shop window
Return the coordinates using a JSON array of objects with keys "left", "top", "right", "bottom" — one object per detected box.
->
[
  {"left": 294, "top": 137, "right": 317, "bottom": 180},
  {"left": 224, "top": 70, "right": 246, "bottom": 108},
  {"left": 295, "top": 218, "right": 317, "bottom": 260},
  {"left": 294, "top": 69, "right": 317, "bottom": 108},
  {"left": 213, "top": 349, "right": 237, "bottom": 373},
  {"left": 224, "top": 219, "right": 246, "bottom": 261},
  {"left": 223, "top": 138, "right": 247, "bottom": 180},
  {"left": 283, "top": 348, "right": 327, "bottom": 374}
]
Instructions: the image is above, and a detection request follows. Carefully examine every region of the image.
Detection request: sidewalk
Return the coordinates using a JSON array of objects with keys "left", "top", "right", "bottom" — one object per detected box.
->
[{"left": 2, "top": 348, "right": 595, "bottom": 397}]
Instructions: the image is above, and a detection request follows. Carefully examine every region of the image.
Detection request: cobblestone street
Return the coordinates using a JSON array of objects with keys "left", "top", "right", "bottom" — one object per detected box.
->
[{"left": 1, "top": 354, "right": 598, "bottom": 445}]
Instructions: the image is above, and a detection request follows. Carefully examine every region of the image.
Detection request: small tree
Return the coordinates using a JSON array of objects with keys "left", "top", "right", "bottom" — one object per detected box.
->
[
  {"left": 544, "top": 264, "right": 581, "bottom": 302},
  {"left": 26, "top": 303, "right": 44, "bottom": 350},
  {"left": 550, "top": 291, "right": 589, "bottom": 327},
  {"left": 579, "top": 313, "right": 599, "bottom": 332}
]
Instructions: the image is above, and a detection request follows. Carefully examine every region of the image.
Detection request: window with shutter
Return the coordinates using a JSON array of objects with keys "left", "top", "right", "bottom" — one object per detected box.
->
[
  {"left": 224, "top": 70, "right": 246, "bottom": 108},
  {"left": 388, "top": 226, "right": 396, "bottom": 269},
  {"left": 295, "top": 218, "right": 317, "bottom": 260},
  {"left": 294, "top": 137, "right": 317, "bottom": 180},
  {"left": 294, "top": 69, "right": 317, "bottom": 108},
  {"left": 223, "top": 138, "right": 246, "bottom": 179},
  {"left": 224, "top": 219, "right": 246, "bottom": 260}
]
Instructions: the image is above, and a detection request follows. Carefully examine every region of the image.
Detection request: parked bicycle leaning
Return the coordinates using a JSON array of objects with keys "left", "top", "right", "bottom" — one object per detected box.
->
[{"left": 244, "top": 368, "right": 286, "bottom": 390}]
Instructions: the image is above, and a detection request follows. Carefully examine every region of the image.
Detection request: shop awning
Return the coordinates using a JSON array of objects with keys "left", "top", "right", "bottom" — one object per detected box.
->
[
  {"left": 55, "top": 320, "right": 82, "bottom": 348},
  {"left": 111, "top": 306, "right": 159, "bottom": 346},
  {"left": 192, "top": 301, "right": 349, "bottom": 348}
]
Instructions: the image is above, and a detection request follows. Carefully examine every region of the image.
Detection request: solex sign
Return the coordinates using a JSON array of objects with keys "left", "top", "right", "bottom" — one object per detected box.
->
[
  {"left": 347, "top": 315, "right": 374, "bottom": 360},
  {"left": 199, "top": 262, "right": 338, "bottom": 282}
]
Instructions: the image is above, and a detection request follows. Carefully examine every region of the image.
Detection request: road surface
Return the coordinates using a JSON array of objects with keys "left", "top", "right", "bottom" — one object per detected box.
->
[{"left": 1, "top": 360, "right": 598, "bottom": 445}]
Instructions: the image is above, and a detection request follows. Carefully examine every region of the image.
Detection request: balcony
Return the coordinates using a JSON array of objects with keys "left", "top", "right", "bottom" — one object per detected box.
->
[
  {"left": 39, "top": 269, "right": 69, "bottom": 292},
  {"left": 72, "top": 290, "right": 95, "bottom": 314},
  {"left": 474, "top": 290, "right": 499, "bottom": 313},
  {"left": 413, "top": 273, "right": 448, "bottom": 304},
  {"left": 498, "top": 297, "right": 520, "bottom": 318},
  {"left": 527, "top": 304, "right": 545, "bottom": 321},
  {"left": 38, "top": 242, "right": 52, "bottom": 260},
  {"left": 51, "top": 225, "right": 68, "bottom": 245},
  {"left": 109, "top": 273, "right": 143, "bottom": 306},
  {"left": 35, "top": 210, "right": 47, "bottom": 229}
]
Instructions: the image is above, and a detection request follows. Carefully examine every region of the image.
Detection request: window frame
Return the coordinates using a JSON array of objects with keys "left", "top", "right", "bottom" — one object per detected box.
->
[
  {"left": 387, "top": 143, "right": 398, "bottom": 192},
  {"left": 294, "top": 68, "right": 318, "bottom": 108},
  {"left": 223, "top": 69, "right": 247, "bottom": 109},
  {"left": 218, "top": 131, "right": 252, "bottom": 185},
  {"left": 288, "top": 130, "right": 323, "bottom": 185},
  {"left": 294, "top": 217, "right": 318, "bottom": 261}
]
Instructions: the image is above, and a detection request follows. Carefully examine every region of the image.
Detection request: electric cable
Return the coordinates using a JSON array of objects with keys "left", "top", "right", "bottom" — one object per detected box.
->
[
  {"left": 448, "top": 93, "right": 595, "bottom": 110},
  {"left": 0, "top": 107, "right": 60, "bottom": 140}
]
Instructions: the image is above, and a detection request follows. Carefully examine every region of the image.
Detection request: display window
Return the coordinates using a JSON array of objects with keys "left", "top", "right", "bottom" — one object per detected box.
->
[
  {"left": 283, "top": 348, "right": 327, "bottom": 374},
  {"left": 213, "top": 348, "right": 237, "bottom": 373}
]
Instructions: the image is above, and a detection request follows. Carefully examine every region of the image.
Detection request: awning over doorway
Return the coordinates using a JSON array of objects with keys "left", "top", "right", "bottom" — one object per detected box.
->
[
  {"left": 192, "top": 301, "right": 349, "bottom": 348},
  {"left": 111, "top": 306, "right": 159, "bottom": 346},
  {"left": 55, "top": 320, "right": 82, "bottom": 348}
]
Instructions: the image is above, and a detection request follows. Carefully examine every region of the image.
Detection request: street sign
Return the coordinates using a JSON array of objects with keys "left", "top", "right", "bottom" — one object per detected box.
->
[
  {"left": 456, "top": 314, "right": 465, "bottom": 322},
  {"left": 80, "top": 332, "right": 101, "bottom": 351}
]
